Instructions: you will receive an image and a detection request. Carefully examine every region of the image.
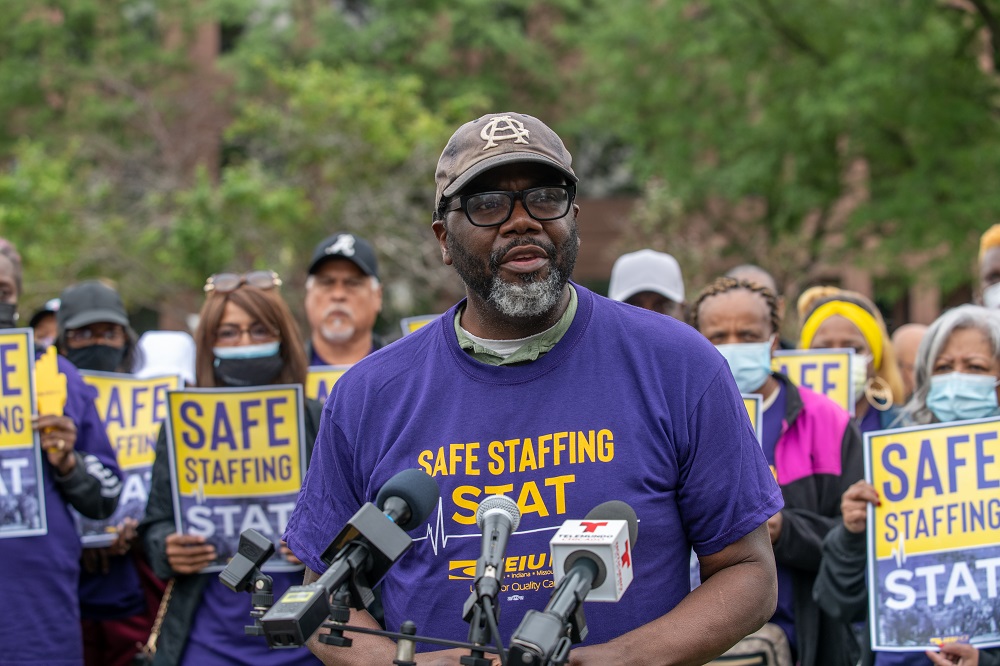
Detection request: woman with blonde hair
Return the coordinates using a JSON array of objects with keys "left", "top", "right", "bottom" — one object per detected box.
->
[{"left": 797, "top": 286, "right": 906, "bottom": 436}]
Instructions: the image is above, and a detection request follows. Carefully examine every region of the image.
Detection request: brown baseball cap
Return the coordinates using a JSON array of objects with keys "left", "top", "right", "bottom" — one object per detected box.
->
[{"left": 434, "top": 112, "right": 578, "bottom": 214}]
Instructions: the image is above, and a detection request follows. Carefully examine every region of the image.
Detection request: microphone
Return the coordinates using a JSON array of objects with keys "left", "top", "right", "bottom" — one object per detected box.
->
[
  {"left": 472, "top": 494, "right": 521, "bottom": 604},
  {"left": 507, "top": 501, "right": 638, "bottom": 665},
  {"left": 260, "top": 469, "right": 440, "bottom": 648}
]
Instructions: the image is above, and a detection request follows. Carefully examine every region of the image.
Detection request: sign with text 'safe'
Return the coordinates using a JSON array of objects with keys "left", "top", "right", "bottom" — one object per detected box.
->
[
  {"left": 772, "top": 348, "right": 855, "bottom": 415},
  {"left": 0, "top": 329, "right": 46, "bottom": 538},
  {"left": 77, "top": 371, "right": 182, "bottom": 546},
  {"left": 165, "top": 385, "right": 306, "bottom": 572},
  {"left": 865, "top": 418, "right": 1000, "bottom": 650}
]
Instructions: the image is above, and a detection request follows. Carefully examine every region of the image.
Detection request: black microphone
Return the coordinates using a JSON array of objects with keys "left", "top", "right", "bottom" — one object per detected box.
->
[
  {"left": 260, "top": 469, "right": 440, "bottom": 647},
  {"left": 507, "top": 501, "right": 639, "bottom": 665}
]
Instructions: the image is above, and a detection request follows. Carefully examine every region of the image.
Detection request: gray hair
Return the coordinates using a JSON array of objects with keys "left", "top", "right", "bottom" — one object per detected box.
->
[{"left": 902, "top": 304, "right": 1000, "bottom": 425}]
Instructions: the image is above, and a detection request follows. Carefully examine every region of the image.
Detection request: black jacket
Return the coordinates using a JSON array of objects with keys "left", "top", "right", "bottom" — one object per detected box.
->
[
  {"left": 771, "top": 373, "right": 865, "bottom": 666},
  {"left": 138, "top": 397, "right": 323, "bottom": 666}
]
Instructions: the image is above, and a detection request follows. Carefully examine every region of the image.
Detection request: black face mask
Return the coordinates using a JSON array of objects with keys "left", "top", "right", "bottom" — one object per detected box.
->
[
  {"left": 66, "top": 345, "right": 126, "bottom": 373},
  {"left": 213, "top": 356, "right": 284, "bottom": 388},
  {"left": 0, "top": 303, "right": 17, "bottom": 329}
]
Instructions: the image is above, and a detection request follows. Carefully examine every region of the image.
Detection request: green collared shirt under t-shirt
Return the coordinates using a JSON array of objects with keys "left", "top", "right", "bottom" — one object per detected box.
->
[{"left": 453, "top": 285, "right": 578, "bottom": 366}]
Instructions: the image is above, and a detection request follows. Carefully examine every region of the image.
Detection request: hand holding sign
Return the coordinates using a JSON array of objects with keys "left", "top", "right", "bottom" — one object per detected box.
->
[
  {"left": 841, "top": 480, "right": 878, "bottom": 534},
  {"left": 165, "top": 532, "right": 217, "bottom": 574},
  {"left": 33, "top": 414, "right": 77, "bottom": 475},
  {"left": 926, "top": 643, "right": 980, "bottom": 666}
]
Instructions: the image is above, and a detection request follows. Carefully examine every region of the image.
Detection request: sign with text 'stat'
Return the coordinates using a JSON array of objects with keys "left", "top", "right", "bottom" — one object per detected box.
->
[
  {"left": 165, "top": 385, "right": 306, "bottom": 572},
  {"left": 865, "top": 418, "right": 1000, "bottom": 650}
]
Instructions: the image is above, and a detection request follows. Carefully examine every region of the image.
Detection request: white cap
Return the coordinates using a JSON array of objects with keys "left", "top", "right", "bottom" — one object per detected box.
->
[
  {"left": 608, "top": 249, "right": 685, "bottom": 304},
  {"left": 135, "top": 330, "right": 197, "bottom": 386}
]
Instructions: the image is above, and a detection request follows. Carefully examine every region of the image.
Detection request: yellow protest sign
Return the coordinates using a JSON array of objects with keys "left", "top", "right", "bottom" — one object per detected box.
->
[
  {"left": 742, "top": 394, "right": 762, "bottom": 444},
  {"left": 865, "top": 418, "right": 1000, "bottom": 650},
  {"left": 305, "top": 365, "right": 351, "bottom": 404},
  {"left": 0, "top": 330, "right": 35, "bottom": 450},
  {"left": 82, "top": 372, "right": 182, "bottom": 471},
  {"left": 772, "top": 348, "right": 855, "bottom": 415},
  {"left": 165, "top": 385, "right": 307, "bottom": 572},
  {"left": 167, "top": 386, "right": 304, "bottom": 498},
  {"left": 400, "top": 315, "right": 438, "bottom": 337},
  {"left": 34, "top": 345, "right": 66, "bottom": 418},
  {"left": 0, "top": 329, "right": 47, "bottom": 538}
]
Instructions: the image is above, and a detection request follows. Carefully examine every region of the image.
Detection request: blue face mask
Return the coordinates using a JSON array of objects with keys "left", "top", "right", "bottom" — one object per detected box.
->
[
  {"left": 715, "top": 339, "right": 773, "bottom": 394},
  {"left": 926, "top": 372, "right": 1000, "bottom": 423}
]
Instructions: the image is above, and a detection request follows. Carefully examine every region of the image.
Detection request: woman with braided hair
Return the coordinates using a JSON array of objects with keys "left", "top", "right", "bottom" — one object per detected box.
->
[
  {"left": 797, "top": 286, "right": 906, "bottom": 437},
  {"left": 692, "top": 276, "right": 863, "bottom": 666}
]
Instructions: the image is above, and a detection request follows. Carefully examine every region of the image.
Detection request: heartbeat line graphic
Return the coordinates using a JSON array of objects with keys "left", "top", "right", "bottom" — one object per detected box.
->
[
  {"left": 890, "top": 533, "right": 907, "bottom": 567},
  {"left": 412, "top": 498, "right": 562, "bottom": 556}
]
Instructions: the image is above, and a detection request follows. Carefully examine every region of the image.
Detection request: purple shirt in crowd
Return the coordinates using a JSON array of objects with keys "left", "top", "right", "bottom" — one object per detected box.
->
[{"left": 286, "top": 286, "right": 784, "bottom": 649}]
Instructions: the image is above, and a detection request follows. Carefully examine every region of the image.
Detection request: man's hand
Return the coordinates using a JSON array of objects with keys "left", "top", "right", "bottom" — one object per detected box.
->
[
  {"left": 34, "top": 414, "right": 78, "bottom": 475},
  {"left": 280, "top": 540, "right": 303, "bottom": 566},
  {"left": 841, "top": 480, "right": 879, "bottom": 534},
  {"left": 926, "top": 643, "right": 979, "bottom": 666},
  {"left": 165, "top": 533, "right": 216, "bottom": 574}
]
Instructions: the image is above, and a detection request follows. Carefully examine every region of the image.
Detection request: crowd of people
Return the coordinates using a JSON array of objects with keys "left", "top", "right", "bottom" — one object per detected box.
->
[{"left": 1, "top": 112, "right": 1000, "bottom": 666}]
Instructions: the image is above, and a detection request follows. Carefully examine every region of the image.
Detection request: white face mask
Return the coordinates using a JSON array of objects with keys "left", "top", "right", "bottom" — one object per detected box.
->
[
  {"left": 852, "top": 354, "right": 873, "bottom": 399},
  {"left": 984, "top": 282, "right": 1000, "bottom": 310}
]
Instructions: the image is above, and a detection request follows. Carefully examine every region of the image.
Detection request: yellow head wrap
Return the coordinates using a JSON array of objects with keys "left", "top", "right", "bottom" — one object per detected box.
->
[{"left": 799, "top": 301, "right": 884, "bottom": 371}]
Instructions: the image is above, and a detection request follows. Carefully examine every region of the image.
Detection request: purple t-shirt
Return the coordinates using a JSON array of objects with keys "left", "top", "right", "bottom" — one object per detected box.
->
[
  {"left": 0, "top": 355, "right": 122, "bottom": 666},
  {"left": 286, "top": 286, "right": 783, "bottom": 649},
  {"left": 760, "top": 382, "right": 797, "bottom": 654},
  {"left": 183, "top": 573, "right": 319, "bottom": 665}
]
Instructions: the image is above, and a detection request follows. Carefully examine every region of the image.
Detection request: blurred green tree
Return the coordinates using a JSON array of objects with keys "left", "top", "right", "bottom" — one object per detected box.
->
[{"left": 575, "top": 0, "right": 1000, "bottom": 310}]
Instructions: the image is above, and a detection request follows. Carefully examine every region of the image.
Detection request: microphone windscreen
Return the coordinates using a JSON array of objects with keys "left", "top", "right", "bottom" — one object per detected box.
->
[
  {"left": 375, "top": 469, "right": 440, "bottom": 531},
  {"left": 585, "top": 500, "right": 638, "bottom": 548},
  {"left": 476, "top": 494, "right": 521, "bottom": 531}
]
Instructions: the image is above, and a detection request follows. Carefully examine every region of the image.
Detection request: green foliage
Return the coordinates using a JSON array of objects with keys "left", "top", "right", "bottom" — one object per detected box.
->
[{"left": 576, "top": 0, "right": 1000, "bottom": 296}]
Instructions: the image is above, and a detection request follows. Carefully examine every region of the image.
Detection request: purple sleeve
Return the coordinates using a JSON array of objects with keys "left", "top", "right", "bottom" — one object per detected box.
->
[
  {"left": 679, "top": 364, "right": 783, "bottom": 556},
  {"left": 284, "top": 406, "right": 364, "bottom": 574}
]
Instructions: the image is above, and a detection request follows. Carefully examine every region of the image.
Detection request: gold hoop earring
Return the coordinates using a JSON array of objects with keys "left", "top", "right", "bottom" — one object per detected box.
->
[{"left": 865, "top": 376, "right": 894, "bottom": 412}]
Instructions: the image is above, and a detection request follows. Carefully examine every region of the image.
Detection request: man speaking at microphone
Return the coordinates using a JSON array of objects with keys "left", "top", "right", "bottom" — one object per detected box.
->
[{"left": 285, "top": 112, "right": 784, "bottom": 665}]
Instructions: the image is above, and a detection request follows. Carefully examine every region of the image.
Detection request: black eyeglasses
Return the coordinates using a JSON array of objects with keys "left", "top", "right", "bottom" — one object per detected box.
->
[
  {"left": 443, "top": 185, "right": 575, "bottom": 227},
  {"left": 204, "top": 270, "right": 282, "bottom": 294}
]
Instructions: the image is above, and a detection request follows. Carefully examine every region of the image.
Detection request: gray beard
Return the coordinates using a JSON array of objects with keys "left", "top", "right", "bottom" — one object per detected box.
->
[{"left": 489, "top": 267, "right": 564, "bottom": 318}]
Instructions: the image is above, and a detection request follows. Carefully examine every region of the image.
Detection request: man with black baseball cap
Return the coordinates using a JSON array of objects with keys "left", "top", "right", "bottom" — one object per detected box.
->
[
  {"left": 304, "top": 232, "right": 384, "bottom": 366},
  {"left": 287, "top": 113, "right": 781, "bottom": 664}
]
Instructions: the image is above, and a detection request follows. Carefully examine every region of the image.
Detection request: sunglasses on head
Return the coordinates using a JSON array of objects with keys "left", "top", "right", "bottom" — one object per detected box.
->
[{"left": 204, "top": 270, "right": 282, "bottom": 294}]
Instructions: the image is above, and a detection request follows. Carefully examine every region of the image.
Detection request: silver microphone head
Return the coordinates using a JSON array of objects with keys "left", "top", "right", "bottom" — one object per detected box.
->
[{"left": 476, "top": 494, "right": 521, "bottom": 532}]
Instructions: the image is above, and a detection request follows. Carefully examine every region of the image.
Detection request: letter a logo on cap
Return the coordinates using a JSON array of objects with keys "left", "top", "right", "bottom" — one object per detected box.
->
[
  {"left": 326, "top": 234, "right": 356, "bottom": 258},
  {"left": 480, "top": 115, "right": 530, "bottom": 150}
]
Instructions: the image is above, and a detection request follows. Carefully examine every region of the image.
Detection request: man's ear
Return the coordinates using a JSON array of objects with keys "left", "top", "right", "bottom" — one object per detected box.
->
[{"left": 432, "top": 218, "right": 452, "bottom": 266}]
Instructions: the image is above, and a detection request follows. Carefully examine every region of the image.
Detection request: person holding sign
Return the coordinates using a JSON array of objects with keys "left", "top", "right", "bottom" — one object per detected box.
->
[
  {"left": 798, "top": 287, "right": 906, "bottom": 437},
  {"left": 814, "top": 304, "right": 1000, "bottom": 666},
  {"left": 139, "top": 271, "right": 322, "bottom": 666},
  {"left": 56, "top": 279, "right": 164, "bottom": 666},
  {"left": 692, "top": 276, "right": 863, "bottom": 666},
  {"left": 287, "top": 112, "right": 783, "bottom": 665},
  {"left": 0, "top": 238, "right": 124, "bottom": 666}
]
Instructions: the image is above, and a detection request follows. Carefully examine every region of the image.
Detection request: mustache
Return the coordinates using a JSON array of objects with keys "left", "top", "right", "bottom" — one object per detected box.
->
[
  {"left": 323, "top": 305, "right": 354, "bottom": 319},
  {"left": 488, "top": 239, "right": 556, "bottom": 273}
]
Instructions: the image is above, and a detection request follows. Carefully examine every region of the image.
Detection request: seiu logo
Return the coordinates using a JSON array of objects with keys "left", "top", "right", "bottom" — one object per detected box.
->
[{"left": 448, "top": 553, "right": 553, "bottom": 580}]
